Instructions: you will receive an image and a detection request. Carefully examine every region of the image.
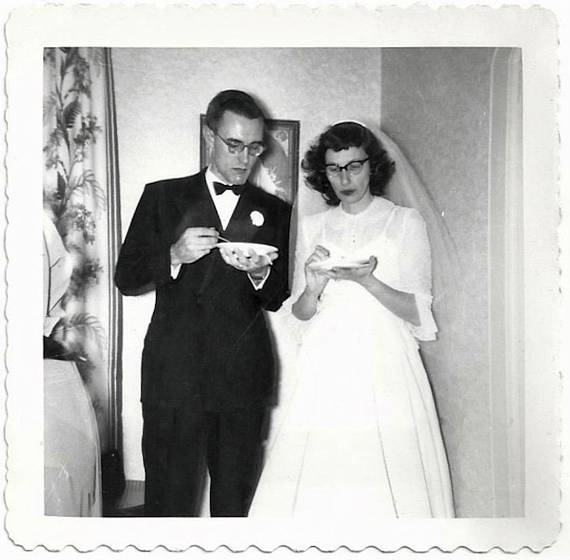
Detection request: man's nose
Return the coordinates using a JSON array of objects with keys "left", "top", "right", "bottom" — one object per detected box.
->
[{"left": 237, "top": 147, "right": 251, "bottom": 164}]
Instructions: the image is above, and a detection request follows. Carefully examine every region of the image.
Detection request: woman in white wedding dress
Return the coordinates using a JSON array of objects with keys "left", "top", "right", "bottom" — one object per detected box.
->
[{"left": 250, "top": 122, "right": 454, "bottom": 518}]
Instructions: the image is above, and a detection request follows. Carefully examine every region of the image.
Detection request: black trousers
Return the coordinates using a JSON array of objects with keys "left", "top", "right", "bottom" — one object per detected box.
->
[{"left": 142, "top": 402, "right": 267, "bottom": 517}]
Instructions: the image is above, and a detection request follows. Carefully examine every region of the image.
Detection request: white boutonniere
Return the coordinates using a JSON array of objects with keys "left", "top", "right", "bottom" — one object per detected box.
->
[{"left": 250, "top": 210, "right": 264, "bottom": 227}]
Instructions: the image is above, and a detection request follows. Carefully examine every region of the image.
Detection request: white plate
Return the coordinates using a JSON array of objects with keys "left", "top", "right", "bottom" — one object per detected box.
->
[
  {"left": 312, "top": 257, "right": 371, "bottom": 271},
  {"left": 216, "top": 242, "right": 278, "bottom": 256}
]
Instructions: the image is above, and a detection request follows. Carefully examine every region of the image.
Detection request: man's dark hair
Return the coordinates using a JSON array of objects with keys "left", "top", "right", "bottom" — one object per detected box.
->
[{"left": 205, "top": 90, "right": 266, "bottom": 131}]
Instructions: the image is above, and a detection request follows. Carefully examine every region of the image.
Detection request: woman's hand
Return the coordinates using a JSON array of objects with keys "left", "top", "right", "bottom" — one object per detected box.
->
[
  {"left": 305, "top": 245, "right": 333, "bottom": 296},
  {"left": 331, "top": 256, "right": 378, "bottom": 285},
  {"left": 293, "top": 245, "right": 333, "bottom": 321}
]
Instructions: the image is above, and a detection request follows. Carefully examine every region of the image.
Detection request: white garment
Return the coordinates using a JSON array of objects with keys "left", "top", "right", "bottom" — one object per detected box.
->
[
  {"left": 43, "top": 212, "right": 73, "bottom": 336},
  {"left": 250, "top": 196, "right": 454, "bottom": 518},
  {"left": 44, "top": 359, "right": 102, "bottom": 517},
  {"left": 43, "top": 212, "right": 102, "bottom": 517},
  {"left": 205, "top": 167, "right": 241, "bottom": 229}
]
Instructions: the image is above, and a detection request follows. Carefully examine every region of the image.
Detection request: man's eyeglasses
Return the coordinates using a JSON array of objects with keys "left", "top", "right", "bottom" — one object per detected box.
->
[
  {"left": 325, "top": 158, "right": 369, "bottom": 176},
  {"left": 214, "top": 131, "right": 266, "bottom": 157}
]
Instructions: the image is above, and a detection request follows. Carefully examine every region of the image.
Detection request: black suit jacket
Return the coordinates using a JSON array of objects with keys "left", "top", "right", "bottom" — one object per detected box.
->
[{"left": 115, "top": 170, "right": 291, "bottom": 411}]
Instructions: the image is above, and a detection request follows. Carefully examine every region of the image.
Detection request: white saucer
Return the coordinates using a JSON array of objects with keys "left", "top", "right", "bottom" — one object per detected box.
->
[{"left": 312, "top": 257, "right": 371, "bottom": 271}]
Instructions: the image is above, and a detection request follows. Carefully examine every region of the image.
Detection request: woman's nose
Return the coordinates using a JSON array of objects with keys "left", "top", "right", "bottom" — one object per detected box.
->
[{"left": 339, "top": 169, "right": 351, "bottom": 185}]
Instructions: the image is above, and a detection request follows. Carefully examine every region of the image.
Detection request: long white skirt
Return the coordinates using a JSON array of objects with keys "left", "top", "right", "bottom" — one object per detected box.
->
[{"left": 251, "top": 296, "right": 454, "bottom": 518}]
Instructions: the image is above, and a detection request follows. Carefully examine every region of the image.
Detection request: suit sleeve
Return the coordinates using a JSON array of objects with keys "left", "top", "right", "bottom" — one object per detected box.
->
[
  {"left": 253, "top": 201, "right": 292, "bottom": 312},
  {"left": 114, "top": 184, "right": 173, "bottom": 296}
]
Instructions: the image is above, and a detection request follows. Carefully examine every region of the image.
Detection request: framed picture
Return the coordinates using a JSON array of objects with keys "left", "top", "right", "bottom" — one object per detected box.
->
[{"left": 200, "top": 114, "right": 300, "bottom": 204}]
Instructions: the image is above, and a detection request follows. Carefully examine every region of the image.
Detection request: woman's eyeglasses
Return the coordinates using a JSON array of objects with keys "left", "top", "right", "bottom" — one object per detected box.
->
[
  {"left": 214, "top": 131, "right": 266, "bottom": 157},
  {"left": 324, "top": 158, "right": 370, "bottom": 176}
]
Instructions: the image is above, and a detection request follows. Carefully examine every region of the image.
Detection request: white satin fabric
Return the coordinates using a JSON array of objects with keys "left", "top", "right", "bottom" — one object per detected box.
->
[
  {"left": 250, "top": 197, "right": 454, "bottom": 518},
  {"left": 44, "top": 359, "right": 102, "bottom": 517}
]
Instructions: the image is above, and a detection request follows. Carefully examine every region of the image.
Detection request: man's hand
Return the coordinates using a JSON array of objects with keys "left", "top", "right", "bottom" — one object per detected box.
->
[{"left": 170, "top": 227, "right": 219, "bottom": 265}]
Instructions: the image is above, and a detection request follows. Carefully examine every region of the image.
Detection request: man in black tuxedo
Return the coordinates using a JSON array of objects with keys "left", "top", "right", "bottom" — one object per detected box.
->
[{"left": 115, "top": 90, "right": 291, "bottom": 516}]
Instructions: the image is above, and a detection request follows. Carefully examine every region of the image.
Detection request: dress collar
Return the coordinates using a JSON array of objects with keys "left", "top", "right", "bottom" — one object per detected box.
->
[{"left": 335, "top": 195, "right": 393, "bottom": 219}]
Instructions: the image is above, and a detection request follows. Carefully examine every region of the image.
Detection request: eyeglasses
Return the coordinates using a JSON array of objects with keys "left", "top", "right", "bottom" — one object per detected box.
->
[
  {"left": 325, "top": 158, "right": 369, "bottom": 176},
  {"left": 214, "top": 130, "right": 266, "bottom": 157}
]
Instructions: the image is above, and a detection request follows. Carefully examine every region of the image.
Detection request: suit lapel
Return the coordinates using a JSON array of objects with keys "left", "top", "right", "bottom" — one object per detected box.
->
[{"left": 173, "top": 171, "right": 221, "bottom": 236}]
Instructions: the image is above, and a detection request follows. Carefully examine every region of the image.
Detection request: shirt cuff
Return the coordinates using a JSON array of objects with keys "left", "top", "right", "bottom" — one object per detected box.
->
[{"left": 248, "top": 267, "right": 271, "bottom": 290}]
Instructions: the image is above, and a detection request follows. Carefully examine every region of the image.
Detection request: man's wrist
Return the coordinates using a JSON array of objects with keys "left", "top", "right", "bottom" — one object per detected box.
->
[{"left": 170, "top": 245, "right": 180, "bottom": 266}]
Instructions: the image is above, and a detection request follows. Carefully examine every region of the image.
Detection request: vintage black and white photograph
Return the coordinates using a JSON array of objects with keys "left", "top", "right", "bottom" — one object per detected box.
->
[{"left": 3, "top": 3, "right": 563, "bottom": 554}]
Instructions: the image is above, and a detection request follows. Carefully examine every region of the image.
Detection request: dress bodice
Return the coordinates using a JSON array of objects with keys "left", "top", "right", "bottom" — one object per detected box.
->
[{"left": 293, "top": 196, "right": 437, "bottom": 341}]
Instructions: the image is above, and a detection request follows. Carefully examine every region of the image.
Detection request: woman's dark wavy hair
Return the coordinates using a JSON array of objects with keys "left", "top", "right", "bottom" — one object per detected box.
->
[{"left": 302, "top": 122, "right": 395, "bottom": 206}]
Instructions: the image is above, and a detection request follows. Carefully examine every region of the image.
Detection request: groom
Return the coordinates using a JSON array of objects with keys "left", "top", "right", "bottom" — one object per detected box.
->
[{"left": 115, "top": 90, "right": 291, "bottom": 516}]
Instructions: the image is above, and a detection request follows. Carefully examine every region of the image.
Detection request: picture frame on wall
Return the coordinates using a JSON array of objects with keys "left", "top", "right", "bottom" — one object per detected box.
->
[{"left": 200, "top": 114, "right": 300, "bottom": 204}]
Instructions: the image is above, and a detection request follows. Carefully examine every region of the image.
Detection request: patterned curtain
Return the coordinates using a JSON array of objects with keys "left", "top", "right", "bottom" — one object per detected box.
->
[{"left": 43, "top": 47, "right": 122, "bottom": 454}]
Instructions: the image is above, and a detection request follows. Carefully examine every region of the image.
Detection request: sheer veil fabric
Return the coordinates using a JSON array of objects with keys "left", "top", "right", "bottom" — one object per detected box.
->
[{"left": 376, "top": 127, "right": 462, "bottom": 323}]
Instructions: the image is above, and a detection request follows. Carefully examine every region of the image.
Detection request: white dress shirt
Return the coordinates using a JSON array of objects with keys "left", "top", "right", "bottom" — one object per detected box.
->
[{"left": 205, "top": 167, "right": 240, "bottom": 229}]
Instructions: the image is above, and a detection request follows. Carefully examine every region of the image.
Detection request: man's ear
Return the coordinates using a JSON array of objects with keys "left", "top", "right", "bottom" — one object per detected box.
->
[{"left": 203, "top": 124, "right": 214, "bottom": 150}]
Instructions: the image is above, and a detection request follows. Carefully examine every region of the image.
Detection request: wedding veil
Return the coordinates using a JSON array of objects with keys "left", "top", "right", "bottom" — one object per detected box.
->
[{"left": 376, "top": 128, "right": 462, "bottom": 317}]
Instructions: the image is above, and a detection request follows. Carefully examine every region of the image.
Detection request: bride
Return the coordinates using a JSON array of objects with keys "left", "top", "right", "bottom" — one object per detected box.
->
[{"left": 249, "top": 121, "right": 455, "bottom": 518}]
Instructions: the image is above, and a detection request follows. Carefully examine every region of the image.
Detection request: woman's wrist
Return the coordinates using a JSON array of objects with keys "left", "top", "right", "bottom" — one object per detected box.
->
[
  {"left": 357, "top": 274, "right": 378, "bottom": 290},
  {"left": 292, "top": 285, "right": 322, "bottom": 321},
  {"left": 303, "top": 285, "right": 322, "bottom": 301}
]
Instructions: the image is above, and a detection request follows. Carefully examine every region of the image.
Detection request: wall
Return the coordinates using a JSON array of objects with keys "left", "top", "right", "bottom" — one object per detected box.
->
[
  {"left": 381, "top": 48, "right": 498, "bottom": 517},
  {"left": 112, "top": 48, "right": 382, "bottom": 481}
]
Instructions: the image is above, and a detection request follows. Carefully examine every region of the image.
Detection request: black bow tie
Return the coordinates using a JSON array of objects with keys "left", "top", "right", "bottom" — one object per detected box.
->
[{"left": 213, "top": 181, "right": 245, "bottom": 196}]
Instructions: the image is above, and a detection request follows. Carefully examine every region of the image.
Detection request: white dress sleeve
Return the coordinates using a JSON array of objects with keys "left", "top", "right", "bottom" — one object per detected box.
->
[{"left": 397, "top": 208, "right": 438, "bottom": 341}]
